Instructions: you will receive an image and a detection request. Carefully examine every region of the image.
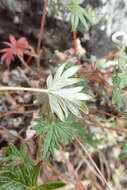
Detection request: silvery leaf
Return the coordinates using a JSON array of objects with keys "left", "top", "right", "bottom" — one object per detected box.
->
[{"left": 46, "top": 63, "right": 92, "bottom": 121}]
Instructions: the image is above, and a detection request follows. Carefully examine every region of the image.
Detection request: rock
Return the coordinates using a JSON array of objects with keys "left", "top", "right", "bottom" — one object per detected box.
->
[
  {"left": 0, "top": 0, "right": 71, "bottom": 55},
  {"left": 100, "top": 0, "right": 127, "bottom": 37},
  {"left": 0, "top": 0, "right": 127, "bottom": 58},
  {"left": 82, "top": 0, "right": 127, "bottom": 58},
  {"left": 0, "top": 0, "right": 41, "bottom": 40},
  {"left": 85, "top": 0, "right": 103, "bottom": 8},
  {"left": 84, "top": 23, "right": 116, "bottom": 58},
  {"left": 0, "top": 0, "right": 27, "bottom": 13},
  {"left": 85, "top": 0, "right": 127, "bottom": 37}
]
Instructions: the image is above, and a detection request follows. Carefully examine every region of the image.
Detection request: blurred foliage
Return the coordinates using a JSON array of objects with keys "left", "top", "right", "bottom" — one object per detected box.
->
[
  {"left": 120, "top": 144, "right": 127, "bottom": 158},
  {"left": 112, "top": 47, "right": 127, "bottom": 110},
  {"left": 112, "top": 88, "right": 124, "bottom": 110},
  {"left": 69, "top": 0, "right": 92, "bottom": 30},
  {"left": 49, "top": 0, "right": 95, "bottom": 31},
  {"left": 0, "top": 143, "right": 65, "bottom": 190}
]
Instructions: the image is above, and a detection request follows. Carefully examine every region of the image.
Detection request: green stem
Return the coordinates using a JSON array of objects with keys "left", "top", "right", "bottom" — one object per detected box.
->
[{"left": 0, "top": 86, "right": 48, "bottom": 93}]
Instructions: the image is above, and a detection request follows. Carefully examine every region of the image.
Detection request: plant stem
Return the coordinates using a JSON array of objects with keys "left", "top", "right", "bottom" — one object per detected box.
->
[
  {"left": 19, "top": 56, "right": 46, "bottom": 80},
  {"left": 0, "top": 86, "right": 48, "bottom": 93},
  {"left": 72, "top": 31, "right": 77, "bottom": 56},
  {"left": 72, "top": 30, "right": 80, "bottom": 62},
  {"left": 36, "top": 0, "right": 48, "bottom": 68}
]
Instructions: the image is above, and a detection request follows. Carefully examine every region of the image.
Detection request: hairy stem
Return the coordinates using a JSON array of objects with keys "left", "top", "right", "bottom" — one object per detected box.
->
[
  {"left": 0, "top": 86, "right": 48, "bottom": 93},
  {"left": 36, "top": 0, "right": 48, "bottom": 68}
]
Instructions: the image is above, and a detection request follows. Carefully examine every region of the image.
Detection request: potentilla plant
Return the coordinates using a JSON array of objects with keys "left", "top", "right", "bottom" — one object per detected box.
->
[
  {"left": 0, "top": 143, "right": 66, "bottom": 190},
  {"left": 0, "top": 53, "right": 93, "bottom": 157},
  {"left": 0, "top": 62, "right": 91, "bottom": 121},
  {"left": 0, "top": 2, "right": 97, "bottom": 189}
]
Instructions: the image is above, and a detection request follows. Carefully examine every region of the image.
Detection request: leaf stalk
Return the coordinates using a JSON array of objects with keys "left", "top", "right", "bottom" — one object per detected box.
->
[{"left": 0, "top": 86, "right": 48, "bottom": 93}]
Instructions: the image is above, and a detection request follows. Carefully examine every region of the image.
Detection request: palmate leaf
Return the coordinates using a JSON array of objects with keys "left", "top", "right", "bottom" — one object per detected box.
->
[
  {"left": 0, "top": 166, "right": 38, "bottom": 190},
  {"left": 0, "top": 168, "right": 29, "bottom": 190},
  {"left": 0, "top": 164, "right": 31, "bottom": 190},
  {"left": 32, "top": 115, "right": 100, "bottom": 159},
  {"left": 0, "top": 143, "right": 34, "bottom": 170},
  {"left": 69, "top": 0, "right": 92, "bottom": 30},
  {"left": 47, "top": 63, "right": 91, "bottom": 121},
  {"left": 33, "top": 117, "right": 73, "bottom": 159},
  {"left": 70, "top": 13, "right": 79, "bottom": 30},
  {"left": 0, "top": 35, "right": 32, "bottom": 66},
  {"left": 0, "top": 143, "right": 65, "bottom": 190},
  {"left": 0, "top": 143, "right": 40, "bottom": 190}
]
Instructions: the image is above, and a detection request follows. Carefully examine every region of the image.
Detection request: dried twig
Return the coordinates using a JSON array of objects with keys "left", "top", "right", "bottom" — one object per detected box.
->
[{"left": 0, "top": 110, "right": 33, "bottom": 118}]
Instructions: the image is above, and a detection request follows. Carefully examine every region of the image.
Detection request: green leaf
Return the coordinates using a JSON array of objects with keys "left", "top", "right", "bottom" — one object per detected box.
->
[
  {"left": 113, "top": 74, "right": 121, "bottom": 88},
  {"left": 33, "top": 115, "right": 100, "bottom": 158},
  {"left": 70, "top": 1, "right": 92, "bottom": 30},
  {"left": 33, "top": 116, "right": 76, "bottom": 158},
  {"left": 70, "top": 14, "right": 79, "bottom": 30},
  {"left": 118, "top": 70, "right": 127, "bottom": 88},
  {"left": 0, "top": 166, "right": 30, "bottom": 190},
  {"left": 32, "top": 118, "right": 48, "bottom": 134},
  {"left": 31, "top": 166, "right": 41, "bottom": 187},
  {"left": 37, "top": 182, "right": 65, "bottom": 190},
  {"left": 0, "top": 143, "right": 38, "bottom": 190},
  {"left": 0, "top": 143, "right": 65, "bottom": 190},
  {"left": 84, "top": 135, "right": 101, "bottom": 148},
  {"left": 124, "top": 115, "right": 127, "bottom": 120},
  {"left": 120, "top": 152, "right": 127, "bottom": 158},
  {"left": 42, "top": 119, "right": 73, "bottom": 159},
  {"left": 112, "top": 88, "right": 124, "bottom": 109},
  {"left": 120, "top": 144, "right": 127, "bottom": 158},
  {"left": 75, "top": 78, "right": 88, "bottom": 93},
  {"left": 122, "top": 144, "right": 127, "bottom": 150},
  {"left": 77, "top": 6, "right": 89, "bottom": 29}
]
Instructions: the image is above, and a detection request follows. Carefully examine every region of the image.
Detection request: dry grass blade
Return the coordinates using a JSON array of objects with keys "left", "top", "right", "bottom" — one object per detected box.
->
[{"left": 75, "top": 137, "right": 113, "bottom": 190}]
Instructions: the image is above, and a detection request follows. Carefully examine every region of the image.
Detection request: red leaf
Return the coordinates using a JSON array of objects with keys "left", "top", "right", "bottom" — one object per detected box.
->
[
  {"left": 9, "top": 35, "right": 17, "bottom": 44},
  {"left": 1, "top": 51, "right": 14, "bottom": 66},
  {"left": 0, "top": 35, "right": 32, "bottom": 66}
]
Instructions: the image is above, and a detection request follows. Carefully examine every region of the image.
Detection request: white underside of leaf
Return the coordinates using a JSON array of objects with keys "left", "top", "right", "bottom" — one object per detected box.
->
[{"left": 47, "top": 63, "right": 92, "bottom": 121}]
